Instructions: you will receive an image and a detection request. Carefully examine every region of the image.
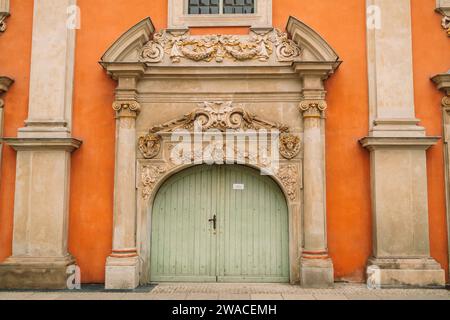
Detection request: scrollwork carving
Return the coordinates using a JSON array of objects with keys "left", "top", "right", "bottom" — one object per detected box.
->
[
  {"left": 139, "top": 29, "right": 302, "bottom": 64},
  {"left": 299, "top": 100, "right": 327, "bottom": 119},
  {"left": 149, "top": 101, "right": 290, "bottom": 133},
  {"left": 141, "top": 165, "right": 168, "bottom": 200},
  {"left": 112, "top": 100, "right": 141, "bottom": 116}
]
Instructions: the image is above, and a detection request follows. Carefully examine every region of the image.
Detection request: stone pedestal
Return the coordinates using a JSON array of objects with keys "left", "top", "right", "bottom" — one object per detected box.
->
[
  {"left": 0, "top": 138, "right": 81, "bottom": 289},
  {"left": 361, "top": 136, "right": 445, "bottom": 288},
  {"left": 105, "top": 256, "right": 140, "bottom": 290},
  {"left": 0, "top": 256, "right": 75, "bottom": 289}
]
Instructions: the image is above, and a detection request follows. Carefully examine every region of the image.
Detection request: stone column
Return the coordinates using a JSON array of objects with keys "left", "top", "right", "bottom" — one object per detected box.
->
[
  {"left": 298, "top": 73, "right": 334, "bottom": 288},
  {"left": 105, "top": 75, "right": 141, "bottom": 290},
  {"left": 0, "top": 77, "right": 13, "bottom": 178},
  {"left": 432, "top": 72, "right": 450, "bottom": 283},
  {"left": 0, "top": 0, "right": 81, "bottom": 289},
  {"left": 360, "top": 0, "right": 445, "bottom": 287}
]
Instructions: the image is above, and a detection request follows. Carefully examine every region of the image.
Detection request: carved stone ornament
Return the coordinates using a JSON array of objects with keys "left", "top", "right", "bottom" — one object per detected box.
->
[
  {"left": 139, "top": 29, "right": 302, "bottom": 64},
  {"left": 112, "top": 100, "right": 141, "bottom": 115},
  {"left": 443, "top": 95, "right": 450, "bottom": 109},
  {"left": 0, "top": 15, "right": 7, "bottom": 33},
  {"left": 149, "top": 101, "right": 290, "bottom": 133},
  {"left": 299, "top": 100, "right": 327, "bottom": 119},
  {"left": 442, "top": 15, "right": 450, "bottom": 36},
  {"left": 277, "top": 165, "right": 299, "bottom": 201},
  {"left": 279, "top": 133, "right": 301, "bottom": 159},
  {"left": 141, "top": 165, "right": 168, "bottom": 200},
  {"left": 138, "top": 133, "right": 161, "bottom": 159}
]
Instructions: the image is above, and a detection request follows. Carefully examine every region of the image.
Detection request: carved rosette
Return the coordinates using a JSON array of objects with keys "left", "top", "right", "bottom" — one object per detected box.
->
[
  {"left": 141, "top": 165, "right": 168, "bottom": 200},
  {"left": 139, "top": 29, "right": 302, "bottom": 64},
  {"left": 299, "top": 100, "right": 327, "bottom": 119},
  {"left": 279, "top": 133, "right": 301, "bottom": 159},
  {"left": 112, "top": 100, "right": 141, "bottom": 117},
  {"left": 138, "top": 133, "right": 161, "bottom": 159},
  {"left": 277, "top": 165, "right": 299, "bottom": 201}
]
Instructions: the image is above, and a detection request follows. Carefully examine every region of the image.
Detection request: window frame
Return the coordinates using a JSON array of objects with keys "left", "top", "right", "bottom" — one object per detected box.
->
[{"left": 168, "top": 0, "right": 272, "bottom": 29}]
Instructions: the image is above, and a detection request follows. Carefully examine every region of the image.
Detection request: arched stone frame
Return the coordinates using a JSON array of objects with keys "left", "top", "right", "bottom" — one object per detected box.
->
[
  {"left": 136, "top": 160, "right": 302, "bottom": 285},
  {"left": 100, "top": 16, "right": 341, "bottom": 289}
]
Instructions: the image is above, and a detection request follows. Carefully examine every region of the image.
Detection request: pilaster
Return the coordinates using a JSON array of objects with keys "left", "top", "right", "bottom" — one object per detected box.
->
[
  {"left": 432, "top": 72, "right": 450, "bottom": 283},
  {"left": 361, "top": 0, "right": 445, "bottom": 287},
  {"left": 0, "top": 77, "right": 13, "bottom": 179},
  {"left": 0, "top": 0, "right": 81, "bottom": 289},
  {"left": 105, "top": 74, "right": 142, "bottom": 290},
  {"left": 296, "top": 68, "right": 335, "bottom": 288}
]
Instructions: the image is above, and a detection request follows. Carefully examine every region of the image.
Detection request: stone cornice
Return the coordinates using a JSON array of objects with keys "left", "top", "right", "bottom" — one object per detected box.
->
[
  {"left": 432, "top": 73, "right": 450, "bottom": 95},
  {"left": 360, "top": 136, "right": 440, "bottom": 151},
  {"left": 2, "top": 137, "right": 82, "bottom": 152}
]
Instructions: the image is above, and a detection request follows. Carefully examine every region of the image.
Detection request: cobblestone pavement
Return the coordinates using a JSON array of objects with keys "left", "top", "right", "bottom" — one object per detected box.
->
[{"left": 0, "top": 283, "right": 448, "bottom": 300}]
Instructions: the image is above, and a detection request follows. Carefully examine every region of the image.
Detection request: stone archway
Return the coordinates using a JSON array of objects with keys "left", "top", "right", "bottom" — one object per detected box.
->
[{"left": 100, "top": 16, "right": 341, "bottom": 289}]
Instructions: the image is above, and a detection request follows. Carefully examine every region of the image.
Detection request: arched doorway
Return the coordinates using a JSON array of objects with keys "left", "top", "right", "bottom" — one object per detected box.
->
[{"left": 150, "top": 165, "right": 289, "bottom": 283}]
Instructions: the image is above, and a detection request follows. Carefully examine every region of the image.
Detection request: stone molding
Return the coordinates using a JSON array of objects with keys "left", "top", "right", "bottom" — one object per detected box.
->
[
  {"left": 2, "top": 137, "right": 82, "bottom": 152},
  {"left": 436, "top": 0, "right": 450, "bottom": 36}
]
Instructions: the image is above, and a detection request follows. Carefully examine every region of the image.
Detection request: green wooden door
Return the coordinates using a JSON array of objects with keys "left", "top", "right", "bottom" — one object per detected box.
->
[{"left": 150, "top": 165, "right": 289, "bottom": 283}]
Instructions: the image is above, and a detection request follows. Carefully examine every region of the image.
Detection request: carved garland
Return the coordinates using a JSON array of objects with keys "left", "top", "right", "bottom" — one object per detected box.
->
[
  {"left": 141, "top": 165, "right": 168, "bottom": 200},
  {"left": 139, "top": 29, "right": 302, "bottom": 64}
]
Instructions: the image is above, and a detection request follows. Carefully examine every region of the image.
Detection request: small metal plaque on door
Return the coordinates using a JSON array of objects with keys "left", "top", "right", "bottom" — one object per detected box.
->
[{"left": 233, "top": 184, "right": 245, "bottom": 190}]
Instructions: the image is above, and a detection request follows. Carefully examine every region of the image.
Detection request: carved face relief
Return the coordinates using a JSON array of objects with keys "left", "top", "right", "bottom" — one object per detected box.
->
[
  {"left": 138, "top": 133, "right": 162, "bottom": 159},
  {"left": 279, "top": 133, "right": 301, "bottom": 159}
]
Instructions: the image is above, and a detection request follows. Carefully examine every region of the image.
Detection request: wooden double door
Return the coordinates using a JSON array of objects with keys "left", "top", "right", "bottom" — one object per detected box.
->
[{"left": 150, "top": 165, "right": 289, "bottom": 283}]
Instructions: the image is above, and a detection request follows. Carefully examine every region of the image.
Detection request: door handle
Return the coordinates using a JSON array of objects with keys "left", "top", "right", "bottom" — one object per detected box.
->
[{"left": 208, "top": 214, "right": 217, "bottom": 231}]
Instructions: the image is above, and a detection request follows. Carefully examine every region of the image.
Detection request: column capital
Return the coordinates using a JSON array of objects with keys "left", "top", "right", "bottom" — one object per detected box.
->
[
  {"left": 113, "top": 100, "right": 141, "bottom": 117},
  {"left": 299, "top": 100, "right": 327, "bottom": 119}
]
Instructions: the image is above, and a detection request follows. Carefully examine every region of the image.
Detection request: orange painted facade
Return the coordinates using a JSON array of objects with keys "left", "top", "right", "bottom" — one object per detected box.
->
[{"left": 0, "top": 0, "right": 448, "bottom": 284}]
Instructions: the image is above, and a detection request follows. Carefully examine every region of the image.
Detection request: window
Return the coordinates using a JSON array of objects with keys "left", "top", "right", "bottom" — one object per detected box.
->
[
  {"left": 168, "top": 0, "right": 271, "bottom": 29},
  {"left": 187, "top": 0, "right": 255, "bottom": 15}
]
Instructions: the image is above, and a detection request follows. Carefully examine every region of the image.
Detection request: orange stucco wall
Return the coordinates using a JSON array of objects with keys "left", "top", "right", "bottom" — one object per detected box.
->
[
  {"left": 0, "top": 0, "right": 448, "bottom": 284},
  {"left": 0, "top": 0, "right": 33, "bottom": 263}
]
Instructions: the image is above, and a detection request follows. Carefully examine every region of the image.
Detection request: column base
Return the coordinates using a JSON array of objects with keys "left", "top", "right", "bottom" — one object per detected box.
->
[
  {"left": 367, "top": 257, "right": 446, "bottom": 288},
  {"left": 300, "top": 257, "right": 334, "bottom": 288},
  {"left": 105, "top": 256, "right": 140, "bottom": 290},
  {"left": 0, "top": 255, "right": 75, "bottom": 289}
]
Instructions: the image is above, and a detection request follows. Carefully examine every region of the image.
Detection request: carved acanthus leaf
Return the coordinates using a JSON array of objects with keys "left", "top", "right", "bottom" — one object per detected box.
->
[
  {"left": 277, "top": 165, "right": 299, "bottom": 201},
  {"left": 139, "top": 29, "right": 302, "bottom": 64},
  {"left": 141, "top": 165, "right": 168, "bottom": 200},
  {"left": 149, "top": 101, "right": 290, "bottom": 133}
]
